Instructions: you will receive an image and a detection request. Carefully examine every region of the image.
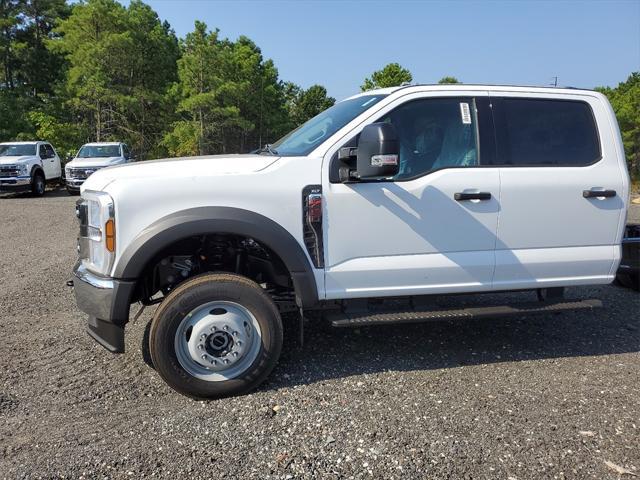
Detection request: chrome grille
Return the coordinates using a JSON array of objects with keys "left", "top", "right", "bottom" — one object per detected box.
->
[
  {"left": 68, "top": 167, "right": 99, "bottom": 180},
  {"left": 0, "top": 165, "right": 20, "bottom": 178}
]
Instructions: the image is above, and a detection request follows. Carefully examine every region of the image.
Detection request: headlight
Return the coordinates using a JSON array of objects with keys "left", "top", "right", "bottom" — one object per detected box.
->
[
  {"left": 18, "top": 164, "right": 28, "bottom": 175},
  {"left": 79, "top": 190, "right": 116, "bottom": 276}
]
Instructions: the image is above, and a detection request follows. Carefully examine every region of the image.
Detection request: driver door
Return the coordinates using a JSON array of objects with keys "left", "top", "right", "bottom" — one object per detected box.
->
[
  {"left": 322, "top": 93, "right": 500, "bottom": 300},
  {"left": 38, "top": 144, "right": 56, "bottom": 179}
]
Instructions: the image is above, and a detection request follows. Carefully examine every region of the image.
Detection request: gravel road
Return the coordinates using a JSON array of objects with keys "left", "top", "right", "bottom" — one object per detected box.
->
[{"left": 0, "top": 188, "right": 638, "bottom": 479}]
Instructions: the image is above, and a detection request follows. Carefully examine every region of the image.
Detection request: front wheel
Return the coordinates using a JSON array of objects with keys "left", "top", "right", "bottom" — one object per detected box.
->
[
  {"left": 31, "top": 172, "right": 45, "bottom": 196},
  {"left": 149, "top": 273, "right": 283, "bottom": 399}
]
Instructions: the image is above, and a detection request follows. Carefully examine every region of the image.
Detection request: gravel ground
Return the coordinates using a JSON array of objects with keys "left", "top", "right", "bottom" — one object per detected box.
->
[{"left": 0, "top": 188, "right": 638, "bottom": 479}]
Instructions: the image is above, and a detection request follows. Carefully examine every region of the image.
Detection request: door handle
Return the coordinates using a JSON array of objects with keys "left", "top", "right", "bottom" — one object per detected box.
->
[
  {"left": 583, "top": 189, "right": 616, "bottom": 198},
  {"left": 454, "top": 192, "right": 492, "bottom": 201}
]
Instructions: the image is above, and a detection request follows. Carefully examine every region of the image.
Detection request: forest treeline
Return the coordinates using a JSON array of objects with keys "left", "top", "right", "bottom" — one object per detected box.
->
[
  {"left": 1, "top": 0, "right": 637, "bottom": 177},
  {"left": 0, "top": 0, "right": 337, "bottom": 159}
]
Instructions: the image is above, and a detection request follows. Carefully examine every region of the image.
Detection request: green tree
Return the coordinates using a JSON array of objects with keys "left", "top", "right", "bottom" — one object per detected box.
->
[
  {"left": 438, "top": 76, "right": 460, "bottom": 84},
  {"left": 16, "top": 0, "right": 70, "bottom": 97},
  {"left": 361, "top": 63, "right": 412, "bottom": 91},
  {"left": 164, "top": 22, "right": 288, "bottom": 156},
  {"left": 596, "top": 72, "right": 640, "bottom": 179},
  {"left": 53, "top": 0, "right": 179, "bottom": 158},
  {"left": 0, "top": 0, "right": 21, "bottom": 91},
  {"left": 0, "top": 0, "right": 69, "bottom": 141},
  {"left": 284, "top": 83, "right": 335, "bottom": 127}
]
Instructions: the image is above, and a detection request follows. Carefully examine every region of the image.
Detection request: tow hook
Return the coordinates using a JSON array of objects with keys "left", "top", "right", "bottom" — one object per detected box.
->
[{"left": 66, "top": 279, "right": 74, "bottom": 288}]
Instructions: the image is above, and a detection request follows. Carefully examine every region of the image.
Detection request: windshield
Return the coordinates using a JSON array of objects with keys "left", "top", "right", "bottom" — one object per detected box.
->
[
  {"left": 77, "top": 144, "right": 120, "bottom": 158},
  {"left": 0, "top": 144, "right": 36, "bottom": 156},
  {"left": 270, "top": 94, "right": 387, "bottom": 156}
]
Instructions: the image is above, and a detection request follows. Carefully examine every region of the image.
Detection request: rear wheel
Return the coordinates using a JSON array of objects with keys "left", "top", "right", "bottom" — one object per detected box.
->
[
  {"left": 616, "top": 272, "right": 640, "bottom": 292},
  {"left": 31, "top": 172, "right": 45, "bottom": 196},
  {"left": 149, "top": 273, "right": 283, "bottom": 399}
]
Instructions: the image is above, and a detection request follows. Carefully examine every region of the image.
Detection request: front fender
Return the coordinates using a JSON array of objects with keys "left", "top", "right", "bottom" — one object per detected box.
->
[{"left": 113, "top": 207, "right": 319, "bottom": 308}]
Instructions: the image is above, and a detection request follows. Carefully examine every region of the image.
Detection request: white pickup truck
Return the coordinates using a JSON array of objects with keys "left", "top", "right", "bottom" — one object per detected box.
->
[
  {"left": 65, "top": 142, "right": 133, "bottom": 194},
  {"left": 0, "top": 141, "right": 62, "bottom": 196},
  {"left": 72, "top": 85, "right": 630, "bottom": 399}
]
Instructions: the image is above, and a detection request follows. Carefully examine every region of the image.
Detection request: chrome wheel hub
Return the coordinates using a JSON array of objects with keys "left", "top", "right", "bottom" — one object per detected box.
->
[{"left": 175, "top": 301, "right": 261, "bottom": 381}]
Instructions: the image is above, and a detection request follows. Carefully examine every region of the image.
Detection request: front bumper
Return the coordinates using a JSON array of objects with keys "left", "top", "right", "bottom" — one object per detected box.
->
[
  {"left": 73, "top": 262, "right": 136, "bottom": 353},
  {"left": 0, "top": 176, "right": 31, "bottom": 192},
  {"left": 66, "top": 178, "right": 85, "bottom": 190}
]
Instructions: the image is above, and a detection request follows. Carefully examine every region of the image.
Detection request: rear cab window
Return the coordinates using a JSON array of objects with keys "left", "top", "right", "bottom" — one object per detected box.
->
[{"left": 492, "top": 97, "right": 601, "bottom": 166}]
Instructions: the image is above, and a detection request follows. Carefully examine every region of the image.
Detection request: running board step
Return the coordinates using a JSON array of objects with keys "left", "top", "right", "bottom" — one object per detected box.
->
[{"left": 329, "top": 299, "right": 602, "bottom": 328}]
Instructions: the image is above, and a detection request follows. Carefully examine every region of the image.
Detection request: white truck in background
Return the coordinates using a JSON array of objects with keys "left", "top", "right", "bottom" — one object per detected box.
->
[
  {"left": 0, "top": 141, "right": 62, "bottom": 196},
  {"left": 65, "top": 142, "right": 133, "bottom": 195},
  {"left": 71, "top": 85, "right": 630, "bottom": 399}
]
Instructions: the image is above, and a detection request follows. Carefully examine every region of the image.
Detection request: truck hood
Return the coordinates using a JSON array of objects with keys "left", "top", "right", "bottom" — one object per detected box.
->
[
  {"left": 0, "top": 155, "right": 37, "bottom": 165},
  {"left": 67, "top": 156, "right": 122, "bottom": 168},
  {"left": 82, "top": 154, "right": 281, "bottom": 191}
]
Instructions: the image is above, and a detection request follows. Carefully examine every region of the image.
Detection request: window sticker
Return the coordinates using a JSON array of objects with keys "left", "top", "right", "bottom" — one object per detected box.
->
[{"left": 460, "top": 102, "right": 472, "bottom": 124}]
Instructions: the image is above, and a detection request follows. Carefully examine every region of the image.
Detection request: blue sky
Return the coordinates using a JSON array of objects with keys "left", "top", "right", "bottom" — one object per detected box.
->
[{"left": 122, "top": 0, "right": 639, "bottom": 100}]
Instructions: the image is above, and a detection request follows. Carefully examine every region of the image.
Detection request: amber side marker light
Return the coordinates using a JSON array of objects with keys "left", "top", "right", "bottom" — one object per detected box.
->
[{"left": 105, "top": 219, "right": 115, "bottom": 252}]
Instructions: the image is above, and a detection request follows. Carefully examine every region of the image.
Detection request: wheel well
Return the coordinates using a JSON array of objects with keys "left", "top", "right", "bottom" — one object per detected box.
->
[
  {"left": 134, "top": 233, "right": 297, "bottom": 311},
  {"left": 31, "top": 166, "right": 44, "bottom": 179}
]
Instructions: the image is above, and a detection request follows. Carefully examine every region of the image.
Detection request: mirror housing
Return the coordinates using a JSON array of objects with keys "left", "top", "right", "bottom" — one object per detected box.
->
[{"left": 356, "top": 123, "right": 400, "bottom": 179}]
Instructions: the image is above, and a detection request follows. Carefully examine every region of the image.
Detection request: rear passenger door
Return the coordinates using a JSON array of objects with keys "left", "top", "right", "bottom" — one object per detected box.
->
[{"left": 490, "top": 94, "right": 625, "bottom": 289}]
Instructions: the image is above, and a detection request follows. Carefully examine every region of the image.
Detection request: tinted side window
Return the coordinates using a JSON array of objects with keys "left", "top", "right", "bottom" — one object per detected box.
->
[
  {"left": 497, "top": 98, "right": 600, "bottom": 166},
  {"left": 38, "top": 145, "right": 47, "bottom": 158},
  {"left": 378, "top": 98, "right": 479, "bottom": 180},
  {"left": 45, "top": 145, "right": 55, "bottom": 158}
]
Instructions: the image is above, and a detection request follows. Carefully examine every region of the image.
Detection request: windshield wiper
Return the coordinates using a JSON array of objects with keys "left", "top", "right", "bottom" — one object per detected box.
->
[{"left": 254, "top": 144, "right": 278, "bottom": 156}]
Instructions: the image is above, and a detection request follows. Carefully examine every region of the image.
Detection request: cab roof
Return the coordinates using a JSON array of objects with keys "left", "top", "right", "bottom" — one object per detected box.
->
[
  {"left": 346, "top": 84, "right": 597, "bottom": 101},
  {"left": 81, "top": 142, "right": 122, "bottom": 146}
]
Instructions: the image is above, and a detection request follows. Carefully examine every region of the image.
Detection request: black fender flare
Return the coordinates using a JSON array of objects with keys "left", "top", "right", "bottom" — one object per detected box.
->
[
  {"left": 30, "top": 164, "right": 44, "bottom": 181},
  {"left": 114, "top": 207, "right": 319, "bottom": 308}
]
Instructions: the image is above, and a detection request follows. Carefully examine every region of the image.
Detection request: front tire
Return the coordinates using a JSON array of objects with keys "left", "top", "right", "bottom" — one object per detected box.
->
[
  {"left": 31, "top": 172, "right": 45, "bottom": 196},
  {"left": 149, "top": 273, "right": 283, "bottom": 399}
]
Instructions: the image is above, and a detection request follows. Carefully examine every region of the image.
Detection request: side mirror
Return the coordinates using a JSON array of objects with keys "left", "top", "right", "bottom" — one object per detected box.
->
[{"left": 356, "top": 123, "right": 400, "bottom": 179}]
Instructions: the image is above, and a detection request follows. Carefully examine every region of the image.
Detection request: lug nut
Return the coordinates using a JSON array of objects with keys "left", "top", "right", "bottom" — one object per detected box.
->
[
  {"left": 223, "top": 325, "right": 229, "bottom": 331},
  {"left": 201, "top": 355, "right": 207, "bottom": 360},
  {"left": 197, "top": 345, "right": 203, "bottom": 350},
  {"left": 210, "top": 326, "right": 217, "bottom": 331},
  {"left": 233, "top": 331, "right": 239, "bottom": 337},
  {"left": 232, "top": 352, "right": 239, "bottom": 358},
  {"left": 236, "top": 341, "right": 242, "bottom": 347},
  {"left": 223, "top": 359, "right": 230, "bottom": 364},
  {"left": 200, "top": 334, "right": 207, "bottom": 340}
]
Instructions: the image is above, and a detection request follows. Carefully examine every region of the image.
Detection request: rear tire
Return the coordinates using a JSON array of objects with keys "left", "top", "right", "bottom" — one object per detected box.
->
[
  {"left": 149, "top": 273, "right": 283, "bottom": 399},
  {"left": 31, "top": 172, "right": 45, "bottom": 197},
  {"left": 616, "top": 272, "right": 640, "bottom": 292},
  {"left": 67, "top": 187, "right": 80, "bottom": 196}
]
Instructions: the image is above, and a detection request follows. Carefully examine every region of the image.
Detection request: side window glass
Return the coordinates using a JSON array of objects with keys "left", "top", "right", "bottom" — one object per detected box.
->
[
  {"left": 378, "top": 98, "right": 479, "bottom": 180},
  {"left": 46, "top": 145, "right": 55, "bottom": 158},
  {"left": 38, "top": 145, "right": 47, "bottom": 158},
  {"left": 499, "top": 99, "right": 600, "bottom": 166},
  {"left": 123, "top": 145, "right": 130, "bottom": 159}
]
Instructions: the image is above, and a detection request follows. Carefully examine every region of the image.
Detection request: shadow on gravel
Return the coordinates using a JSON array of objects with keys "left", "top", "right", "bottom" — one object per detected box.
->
[
  {"left": 136, "top": 287, "right": 639, "bottom": 392},
  {"left": 0, "top": 186, "right": 72, "bottom": 199},
  {"left": 262, "top": 288, "right": 640, "bottom": 391}
]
